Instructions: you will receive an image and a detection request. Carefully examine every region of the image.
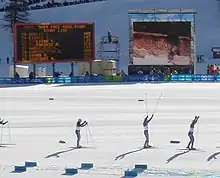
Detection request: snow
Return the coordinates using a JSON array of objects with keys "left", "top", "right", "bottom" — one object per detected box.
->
[{"left": 0, "top": 83, "right": 220, "bottom": 177}]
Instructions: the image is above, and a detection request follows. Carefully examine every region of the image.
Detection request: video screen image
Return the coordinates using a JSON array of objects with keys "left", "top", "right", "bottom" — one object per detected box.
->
[{"left": 133, "top": 21, "right": 191, "bottom": 65}]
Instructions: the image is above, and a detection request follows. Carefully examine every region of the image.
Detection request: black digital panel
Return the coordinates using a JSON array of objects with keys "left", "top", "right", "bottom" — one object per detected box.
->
[{"left": 14, "top": 23, "right": 95, "bottom": 63}]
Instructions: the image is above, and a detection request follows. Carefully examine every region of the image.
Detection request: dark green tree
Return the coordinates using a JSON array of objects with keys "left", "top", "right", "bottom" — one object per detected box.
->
[
  {"left": 2, "top": 0, "right": 29, "bottom": 33},
  {"left": 2, "top": 0, "right": 29, "bottom": 77}
]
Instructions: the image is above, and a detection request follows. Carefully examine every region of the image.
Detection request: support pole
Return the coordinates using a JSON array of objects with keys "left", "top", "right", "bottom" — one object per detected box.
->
[
  {"left": 71, "top": 62, "right": 74, "bottom": 76},
  {"left": 52, "top": 63, "right": 55, "bottom": 76},
  {"left": 33, "top": 63, "right": 36, "bottom": 77},
  {"left": 89, "top": 62, "right": 92, "bottom": 75}
]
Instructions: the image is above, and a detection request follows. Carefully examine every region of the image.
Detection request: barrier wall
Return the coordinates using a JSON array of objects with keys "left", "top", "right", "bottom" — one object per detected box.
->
[{"left": 0, "top": 75, "right": 220, "bottom": 84}]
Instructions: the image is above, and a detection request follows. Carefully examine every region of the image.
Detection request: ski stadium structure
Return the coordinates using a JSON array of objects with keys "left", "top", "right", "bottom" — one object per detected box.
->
[
  {"left": 0, "top": 1, "right": 220, "bottom": 178},
  {"left": 0, "top": 0, "right": 220, "bottom": 76}
]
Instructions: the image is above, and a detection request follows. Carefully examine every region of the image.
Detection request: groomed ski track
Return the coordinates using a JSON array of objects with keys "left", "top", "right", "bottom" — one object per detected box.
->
[{"left": 0, "top": 83, "right": 220, "bottom": 177}]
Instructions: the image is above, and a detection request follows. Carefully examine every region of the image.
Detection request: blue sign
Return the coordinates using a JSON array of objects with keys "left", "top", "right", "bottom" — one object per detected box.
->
[
  {"left": 0, "top": 75, "right": 220, "bottom": 85},
  {"left": 129, "top": 13, "right": 194, "bottom": 22}
]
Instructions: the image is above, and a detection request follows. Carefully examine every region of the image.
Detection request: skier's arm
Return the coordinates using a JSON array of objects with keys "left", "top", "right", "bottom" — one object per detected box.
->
[
  {"left": 80, "top": 121, "right": 88, "bottom": 127},
  {"left": 0, "top": 119, "right": 4, "bottom": 124},
  {"left": 82, "top": 122, "right": 88, "bottom": 127},
  {"left": 1, "top": 120, "right": 8, "bottom": 125},
  {"left": 147, "top": 114, "right": 154, "bottom": 123},
  {"left": 191, "top": 117, "right": 199, "bottom": 127},
  {"left": 194, "top": 116, "right": 199, "bottom": 124}
]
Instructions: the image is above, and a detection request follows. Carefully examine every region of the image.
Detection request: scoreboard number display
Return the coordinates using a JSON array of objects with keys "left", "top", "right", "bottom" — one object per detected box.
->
[{"left": 14, "top": 23, "right": 95, "bottom": 63}]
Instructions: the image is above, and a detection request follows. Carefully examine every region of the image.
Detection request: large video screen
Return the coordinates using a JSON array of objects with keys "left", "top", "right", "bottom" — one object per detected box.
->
[
  {"left": 14, "top": 23, "right": 95, "bottom": 63},
  {"left": 133, "top": 22, "right": 191, "bottom": 65}
]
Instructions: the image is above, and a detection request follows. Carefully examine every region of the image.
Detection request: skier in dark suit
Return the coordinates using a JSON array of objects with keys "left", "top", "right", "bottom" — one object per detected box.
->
[
  {"left": 75, "top": 118, "right": 88, "bottom": 148},
  {"left": 187, "top": 116, "right": 199, "bottom": 150},
  {"left": 143, "top": 114, "right": 154, "bottom": 148}
]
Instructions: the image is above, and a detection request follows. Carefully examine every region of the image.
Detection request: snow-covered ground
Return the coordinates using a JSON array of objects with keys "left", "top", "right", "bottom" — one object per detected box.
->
[{"left": 0, "top": 83, "right": 220, "bottom": 177}]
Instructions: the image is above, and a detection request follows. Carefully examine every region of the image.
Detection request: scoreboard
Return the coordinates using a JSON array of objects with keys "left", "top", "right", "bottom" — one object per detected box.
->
[{"left": 14, "top": 23, "right": 95, "bottom": 63}]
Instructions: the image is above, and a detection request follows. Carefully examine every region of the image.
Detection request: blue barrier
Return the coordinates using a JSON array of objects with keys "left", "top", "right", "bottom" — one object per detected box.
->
[
  {"left": 135, "top": 164, "right": 148, "bottom": 169},
  {"left": 0, "top": 75, "right": 220, "bottom": 84},
  {"left": 13, "top": 165, "right": 26, "bottom": 172},
  {"left": 25, "top": 161, "right": 37, "bottom": 167},
  {"left": 124, "top": 170, "right": 138, "bottom": 177},
  {"left": 64, "top": 168, "right": 78, "bottom": 175},
  {"left": 81, "top": 163, "right": 93, "bottom": 169}
]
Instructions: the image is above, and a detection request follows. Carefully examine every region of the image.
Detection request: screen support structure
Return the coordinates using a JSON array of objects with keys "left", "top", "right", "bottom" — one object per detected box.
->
[
  {"left": 97, "top": 35, "right": 120, "bottom": 72},
  {"left": 128, "top": 9, "right": 197, "bottom": 74}
]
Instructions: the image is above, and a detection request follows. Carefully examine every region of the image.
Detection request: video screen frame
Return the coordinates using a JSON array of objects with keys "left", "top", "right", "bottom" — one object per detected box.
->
[{"left": 128, "top": 11, "right": 196, "bottom": 66}]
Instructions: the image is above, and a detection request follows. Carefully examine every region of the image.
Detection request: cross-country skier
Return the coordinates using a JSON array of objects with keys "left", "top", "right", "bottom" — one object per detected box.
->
[
  {"left": 75, "top": 118, "right": 88, "bottom": 148},
  {"left": 187, "top": 116, "right": 199, "bottom": 150},
  {"left": 0, "top": 118, "right": 8, "bottom": 125},
  {"left": 143, "top": 114, "right": 154, "bottom": 148}
]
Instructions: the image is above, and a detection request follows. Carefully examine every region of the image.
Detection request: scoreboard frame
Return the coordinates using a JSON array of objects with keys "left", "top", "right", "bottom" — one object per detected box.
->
[{"left": 13, "top": 22, "right": 95, "bottom": 64}]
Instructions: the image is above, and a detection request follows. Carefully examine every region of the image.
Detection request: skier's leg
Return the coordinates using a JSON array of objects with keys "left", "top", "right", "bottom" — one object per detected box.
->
[
  {"left": 75, "top": 131, "right": 78, "bottom": 147},
  {"left": 187, "top": 133, "right": 191, "bottom": 148},
  {"left": 187, "top": 140, "right": 191, "bottom": 148},
  {"left": 146, "top": 132, "right": 149, "bottom": 147},
  {"left": 77, "top": 133, "right": 81, "bottom": 147},
  {"left": 76, "top": 131, "right": 81, "bottom": 147},
  {"left": 144, "top": 131, "right": 147, "bottom": 147},
  {"left": 191, "top": 134, "right": 195, "bottom": 149},
  {"left": 144, "top": 130, "right": 149, "bottom": 148}
]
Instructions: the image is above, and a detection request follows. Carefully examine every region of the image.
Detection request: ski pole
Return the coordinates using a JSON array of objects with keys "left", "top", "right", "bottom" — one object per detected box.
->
[
  {"left": 85, "top": 126, "right": 88, "bottom": 144},
  {"left": 144, "top": 92, "right": 148, "bottom": 115},
  {"left": 152, "top": 92, "right": 162, "bottom": 115},
  {"left": 0, "top": 125, "right": 3, "bottom": 144},
  {"left": 87, "top": 125, "right": 93, "bottom": 140},
  {"left": 196, "top": 119, "right": 199, "bottom": 144},
  {"left": 7, "top": 123, "right": 11, "bottom": 141}
]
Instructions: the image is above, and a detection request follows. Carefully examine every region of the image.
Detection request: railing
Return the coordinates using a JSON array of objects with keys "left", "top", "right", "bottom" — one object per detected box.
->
[{"left": 0, "top": 74, "right": 220, "bottom": 84}]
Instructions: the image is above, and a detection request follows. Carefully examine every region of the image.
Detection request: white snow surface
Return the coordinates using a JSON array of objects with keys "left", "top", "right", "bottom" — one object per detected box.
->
[{"left": 0, "top": 83, "right": 220, "bottom": 177}]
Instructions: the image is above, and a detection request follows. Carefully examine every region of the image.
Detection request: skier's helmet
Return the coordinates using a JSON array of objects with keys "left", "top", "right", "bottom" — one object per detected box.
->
[{"left": 78, "top": 118, "right": 82, "bottom": 122}]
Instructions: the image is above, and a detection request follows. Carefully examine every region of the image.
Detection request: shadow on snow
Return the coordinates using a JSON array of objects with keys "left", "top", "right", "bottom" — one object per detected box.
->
[
  {"left": 207, "top": 151, "right": 220, "bottom": 161},
  {"left": 115, "top": 148, "right": 144, "bottom": 160},
  {"left": 166, "top": 150, "right": 190, "bottom": 164},
  {"left": 45, "top": 146, "right": 95, "bottom": 158},
  {"left": 45, "top": 147, "right": 78, "bottom": 158}
]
